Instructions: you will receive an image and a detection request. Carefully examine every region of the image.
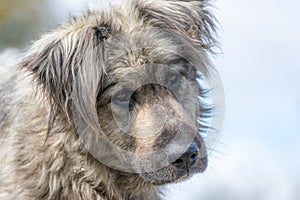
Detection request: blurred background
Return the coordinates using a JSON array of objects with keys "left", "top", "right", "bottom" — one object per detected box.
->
[{"left": 0, "top": 0, "right": 299, "bottom": 199}]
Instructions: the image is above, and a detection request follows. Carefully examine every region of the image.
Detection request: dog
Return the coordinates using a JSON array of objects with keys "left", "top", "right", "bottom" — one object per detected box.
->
[{"left": 0, "top": 0, "right": 217, "bottom": 199}]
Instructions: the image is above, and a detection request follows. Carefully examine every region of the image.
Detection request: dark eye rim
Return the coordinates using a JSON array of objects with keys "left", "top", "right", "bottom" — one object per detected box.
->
[{"left": 111, "top": 89, "right": 136, "bottom": 109}]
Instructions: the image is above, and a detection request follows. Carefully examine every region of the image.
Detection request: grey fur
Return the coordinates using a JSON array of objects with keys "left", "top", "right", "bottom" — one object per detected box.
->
[{"left": 0, "top": 0, "right": 217, "bottom": 199}]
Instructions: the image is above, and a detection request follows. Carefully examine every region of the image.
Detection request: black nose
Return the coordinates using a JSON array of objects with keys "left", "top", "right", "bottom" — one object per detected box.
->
[{"left": 171, "top": 143, "right": 199, "bottom": 170}]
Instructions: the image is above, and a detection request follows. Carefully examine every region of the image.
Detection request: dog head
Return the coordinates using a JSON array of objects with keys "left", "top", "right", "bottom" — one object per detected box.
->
[{"left": 20, "top": 0, "right": 217, "bottom": 185}]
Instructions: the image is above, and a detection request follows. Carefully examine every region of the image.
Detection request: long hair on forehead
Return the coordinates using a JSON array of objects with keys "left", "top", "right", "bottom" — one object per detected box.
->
[
  {"left": 137, "top": 0, "right": 218, "bottom": 50},
  {"left": 20, "top": 25, "right": 109, "bottom": 135}
]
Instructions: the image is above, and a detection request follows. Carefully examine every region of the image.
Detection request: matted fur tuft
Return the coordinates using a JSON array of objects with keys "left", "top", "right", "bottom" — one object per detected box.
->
[
  {"left": 0, "top": 0, "right": 218, "bottom": 199},
  {"left": 137, "top": 0, "right": 218, "bottom": 49}
]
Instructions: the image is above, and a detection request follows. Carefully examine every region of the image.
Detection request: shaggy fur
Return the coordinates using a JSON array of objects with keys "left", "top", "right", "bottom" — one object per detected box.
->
[{"left": 0, "top": 0, "right": 217, "bottom": 199}]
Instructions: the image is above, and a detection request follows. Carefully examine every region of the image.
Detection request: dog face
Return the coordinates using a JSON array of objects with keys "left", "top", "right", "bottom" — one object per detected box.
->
[
  {"left": 20, "top": 0, "right": 216, "bottom": 185},
  {"left": 95, "top": 29, "right": 210, "bottom": 185}
]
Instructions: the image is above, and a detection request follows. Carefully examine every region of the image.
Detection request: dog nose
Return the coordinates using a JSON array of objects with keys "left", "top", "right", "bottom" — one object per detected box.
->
[{"left": 171, "top": 144, "right": 199, "bottom": 170}]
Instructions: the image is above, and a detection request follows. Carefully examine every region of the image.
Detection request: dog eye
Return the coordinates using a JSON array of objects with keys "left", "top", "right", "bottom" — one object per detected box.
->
[
  {"left": 114, "top": 92, "right": 128, "bottom": 106},
  {"left": 112, "top": 90, "right": 137, "bottom": 111},
  {"left": 167, "top": 73, "right": 181, "bottom": 89},
  {"left": 169, "top": 74, "right": 178, "bottom": 83}
]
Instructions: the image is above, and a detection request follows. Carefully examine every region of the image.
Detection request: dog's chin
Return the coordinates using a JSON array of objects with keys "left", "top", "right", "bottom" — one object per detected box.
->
[
  {"left": 139, "top": 156, "right": 208, "bottom": 186},
  {"left": 142, "top": 171, "right": 191, "bottom": 186}
]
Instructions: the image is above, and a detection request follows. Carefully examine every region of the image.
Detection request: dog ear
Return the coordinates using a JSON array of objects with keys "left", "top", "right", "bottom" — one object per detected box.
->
[
  {"left": 137, "top": 0, "right": 217, "bottom": 50},
  {"left": 20, "top": 21, "right": 110, "bottom": 133}
]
